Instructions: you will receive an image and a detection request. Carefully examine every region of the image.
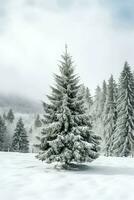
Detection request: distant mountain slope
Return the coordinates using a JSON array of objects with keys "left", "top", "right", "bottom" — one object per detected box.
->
[{"left": 0, "top": 93, "right": 42, "bottom": 114}]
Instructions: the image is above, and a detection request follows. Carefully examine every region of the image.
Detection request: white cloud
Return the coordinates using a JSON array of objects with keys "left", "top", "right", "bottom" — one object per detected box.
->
[{"left": 0, "top": 0, "right": 134, "bottom": 100}]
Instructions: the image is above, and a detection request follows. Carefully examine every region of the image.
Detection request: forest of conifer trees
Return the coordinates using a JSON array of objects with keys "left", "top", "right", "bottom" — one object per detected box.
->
[
  {"left": 36, "top": 47, "right": 134, "bottom": 168},
  {"left": 0, "top": 48, "right": 134, "bottom": 164}
]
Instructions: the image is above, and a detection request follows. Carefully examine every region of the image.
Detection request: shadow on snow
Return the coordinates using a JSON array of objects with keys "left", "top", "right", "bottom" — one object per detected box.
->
[{"left": 66, "top": 164, "right": 134, "bottom": 176}]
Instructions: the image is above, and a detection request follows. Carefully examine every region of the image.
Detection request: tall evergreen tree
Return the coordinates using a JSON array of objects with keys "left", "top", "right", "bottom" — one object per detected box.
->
[
  {"left": 103, "top": 75, "right": 117, "bottom": 156},
  {"left": 78, "top": 84, "right": 86, "bottom": 96},
  {"left": 12, "top": 118, "right": 29, "bottom": 153},
  {"left": 7, "top": 109, "right": 15, "bottom": 123},
  {"left": 0, "top": 116, "right": 6, "bottom": 151},
  {"left": 3, "top": 113, "right": 7, "bottom": 121},
  {"left": 34, "top": 114, "right": 42, "bottom": 128},
  {"left": 85, "top": 87, "right": 93, "bottom": 113},
  {"left": 37, "top": 46, "right": 100, "bottom": 167},
  {"left": 100, "top": 80, "right": 107, "bottom": 115},
  {"left": 77, "top": 85, "right": 93, "bottom": 114},
  {"left": 98, "top": 80, "right": 108, "bottom": 142},
  {"left": 91, "top": 86, "right": 102, "bottom": 138},
  {"left": 112, "top": 62, "right": 134, "bottom": 157},
  {"left": 92, "top": 86, "right": 102, "bottom": 119}
]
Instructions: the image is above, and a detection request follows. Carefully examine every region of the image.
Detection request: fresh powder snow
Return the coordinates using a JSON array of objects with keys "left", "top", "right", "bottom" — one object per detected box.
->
[{"left": 0, "top": 152, "right": 134, "bottom": 200}]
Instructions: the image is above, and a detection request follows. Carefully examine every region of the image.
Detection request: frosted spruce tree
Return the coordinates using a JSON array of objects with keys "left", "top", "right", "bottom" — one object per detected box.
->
[
  {"left": 78, "top": 86, "right": 93, "bottom": 115},
  {"left": 3, "top": 113, "right": 7, "bottom": 121},
  {"left": 0, "top": 116, "right": 6, "bottom": 151},
  {"left": 85, "top": 87, "right": 93, "bottom": 114},
  {"left": 78, "top": 84, "right": 86, "bottom": 97},
  {"left": 37, "top": 46, "right": 101, "bottom": 168},
  {"left": 77, "top": 85, "right": 92, "bottom": 114},
  {"left": 92, "top": 86, "right": 102, "bottom": 120},
  {"left": 112, "top": 62, "right": 134, "bottom": 157},
  {"left": 100, "top": 80, "right": 107, "bottom": 115},
  {"left": 12, "top": 118, "right": 29, "bottom": 153},
  {"left": 103, "top": 75, "right": 117, "bottom": 156},
  {"left": 34, "top": 114, "right": 42, "bottom": 128},
  {"left": 91, "top": 86, "right": 102, "bottom": 139},
  {"left": 7, "top": 109, "right": 15, "bottom": 123},
  {"left": 99, "top": 81, "right": 108, "bottom": 137}
]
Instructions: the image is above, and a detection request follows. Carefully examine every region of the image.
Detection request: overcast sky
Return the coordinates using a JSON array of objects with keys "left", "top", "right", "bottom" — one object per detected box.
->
[{"left": 0, "top": 0, "right": 134, "bottom": 100}]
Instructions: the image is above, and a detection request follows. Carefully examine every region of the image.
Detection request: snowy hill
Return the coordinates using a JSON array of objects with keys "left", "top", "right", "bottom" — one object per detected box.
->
[{"left": 1, "top": 152, "right": 134, "bottom": 200}]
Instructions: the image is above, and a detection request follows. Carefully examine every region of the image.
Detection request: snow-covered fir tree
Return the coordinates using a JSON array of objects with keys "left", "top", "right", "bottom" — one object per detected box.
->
[
  {"left": 112, "top": 62, "right": 134, "bottom": 157},
  {"left": 99, "top": 81, "right": 108, "bottom": 137},
  {"left": 100, "top": 80, "right": 107, "bottom": 115},
  {"left": 78, "top": 84, "right": 86, "bottom": 96},
  {"left": 77, "top": 85, "right": 92, "bottom": 114},
  {"left": 7, "top": 109, "right": 15, "bottom": 123},
  {"left": 92, "top": 86, "right": 102, "bottom": 119},
  {"left": 34, "top": 114, "right": 42, "bottom": 128},
  {"left": 37, "top": 46, "right": 101, "bottom": 167},
  {"left": 11, "top": 118, "right": 29, "bottom": 153},
  {"left": 85, "top": 87, "right": 93, "bottom": 114},
  {"left": 3, "top": 113, "right": 7, "bottom": 121},
  {"left": 103, "top": 75, "right": 117, "bottom": 156},
  {"left": 29, "top": 127, "right": 33, "bottom": 134},
  {"left": 0, "top": 116, "right": 6, "bottom": 151},
  {"left": 91, "top": 86, "right": 102, "bottom": 138}
]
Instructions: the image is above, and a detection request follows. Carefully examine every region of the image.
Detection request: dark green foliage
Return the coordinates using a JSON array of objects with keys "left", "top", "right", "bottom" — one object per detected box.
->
[
  {"left": 12, "top": 118, "right": 29, "bottom": 153},
  {"left": 34, "top": 114, "right": 42, "bottom": 128},
  {"left": 3, "top": 113, "right": 7, "bottom": 120},
  {"left": 85, "top": 87, "right": 93, "bottom": 112},
  {"left": 100, "top": 80, "right": 107, "bottom": 114},
  {"left": 7, "top": 109, "right": 15, "bottom": 123},
  {"left": 0, "top": 116, "right": 6, "bottom": 151}
]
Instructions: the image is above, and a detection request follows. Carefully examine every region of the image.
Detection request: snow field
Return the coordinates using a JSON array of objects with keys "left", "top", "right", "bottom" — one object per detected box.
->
[{"left": 0, "top": 152, "right": 134, "bottom": 200}]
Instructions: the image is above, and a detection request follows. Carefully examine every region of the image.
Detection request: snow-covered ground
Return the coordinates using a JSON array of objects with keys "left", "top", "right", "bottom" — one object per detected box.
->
[{"left": 0, "top": 152, "right": 134, "bottom": 200}]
